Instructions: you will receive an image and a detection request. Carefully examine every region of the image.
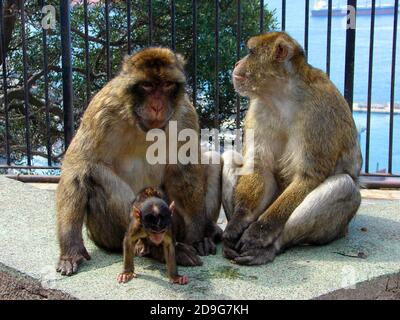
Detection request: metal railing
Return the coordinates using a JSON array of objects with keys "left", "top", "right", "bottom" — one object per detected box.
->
[{"left": 0, "top": 0, "right": 399, "bottom": 188}]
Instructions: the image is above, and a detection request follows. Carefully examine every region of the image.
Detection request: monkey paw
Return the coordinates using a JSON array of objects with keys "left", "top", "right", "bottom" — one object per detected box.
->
[
  {"left": 222, "top": 210, "right": 254, "bottom": 252},
  {"left": 236, "top": 220, "right": 283, "bottom": 254},
  {"left": 56, "top": 247, "right": 91, "bottom": 276},
  {"left": 169, "top": 275, "right": 189, "bottom": 285},
  {"left": 175, "top": 242, "right": 203, "bottom": 267},
  {"left": 117, "top": 272, "right": 138, "bottom": 283},
  {"left": 194, "top": 237, "right": 217, "bottom": 256},
  {"left": 234, "top": 246, "right": 277, "bottom": 266}
]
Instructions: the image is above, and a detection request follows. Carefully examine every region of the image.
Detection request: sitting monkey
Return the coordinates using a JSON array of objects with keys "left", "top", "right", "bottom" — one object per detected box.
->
[
  {"left": 117, "top": 187, "right": 189, "bottom": 285},
  {"left": 55, "top": 47, "right": 222, "bottom": 276},
  {"left": 222, "top": 32, "right": 362, "bottom": 265}
]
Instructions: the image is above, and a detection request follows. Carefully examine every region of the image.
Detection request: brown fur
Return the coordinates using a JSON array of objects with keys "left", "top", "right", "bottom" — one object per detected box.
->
[
  {"left": 56, "top": 47, "right": 221, "bottom": 276},
  {"left": 222, "top": 32, "right": 362, "bottom": 265}
]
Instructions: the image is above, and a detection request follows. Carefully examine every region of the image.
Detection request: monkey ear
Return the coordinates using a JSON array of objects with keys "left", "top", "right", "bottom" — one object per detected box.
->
[
  {"left": 132, "top": 206, "right": 141, "bottom": 219},
  {"left": 273, "top": 38, "right": 294, "bottom": 63},
  {"left": 175, "top": 54, "right": 187, "bottom": 68},
  {"left": 169, "top": 201, "right": 176, "bottom": 214}
]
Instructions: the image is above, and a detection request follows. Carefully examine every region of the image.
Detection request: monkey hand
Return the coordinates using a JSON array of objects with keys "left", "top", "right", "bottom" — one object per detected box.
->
[
  {"left": 117, "top": 271, "right": 138, "bottom": 283},
  {"left": 222, "top": 209, "right": 254, "bottom": 260},
  {"left": 234, "top": 220, "right": 283, "bottom": 265},
  {"left": 169, "top": 275, "right": 189, "bottom": 285},
  {"left": 56, "top": 246, "right": 91, "bottom": 276}
]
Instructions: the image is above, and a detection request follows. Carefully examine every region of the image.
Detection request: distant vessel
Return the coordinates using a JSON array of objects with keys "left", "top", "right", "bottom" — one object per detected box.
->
[{"left": 311, "top": 0, "right": 396, "bottom": 17}]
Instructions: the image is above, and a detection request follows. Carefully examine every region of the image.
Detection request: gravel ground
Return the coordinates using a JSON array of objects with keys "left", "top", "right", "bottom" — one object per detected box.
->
[
  {"left": 1, "top": 269, "right": 399, "bottom": 300},
  {"left": 0, "top": 271, "right": 75, "bottom": 300}
]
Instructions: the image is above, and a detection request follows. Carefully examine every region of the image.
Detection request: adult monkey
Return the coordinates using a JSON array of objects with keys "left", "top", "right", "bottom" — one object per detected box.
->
[
  {"left": 56, "top": 48, "right": 222, "bottom": 276},
  {"left": 222, "top": 32, "right": 362, "bottom": 265}
]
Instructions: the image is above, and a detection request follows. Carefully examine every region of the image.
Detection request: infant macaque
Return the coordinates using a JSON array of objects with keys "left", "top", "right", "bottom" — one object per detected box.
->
[{"left": 117, "top": 187, "right": 189, "bottom": 285}]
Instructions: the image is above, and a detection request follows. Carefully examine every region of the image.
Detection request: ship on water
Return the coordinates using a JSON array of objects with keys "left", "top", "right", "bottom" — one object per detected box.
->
[{"left": 311, "top": 0, "right": 396, "bottom": 16}]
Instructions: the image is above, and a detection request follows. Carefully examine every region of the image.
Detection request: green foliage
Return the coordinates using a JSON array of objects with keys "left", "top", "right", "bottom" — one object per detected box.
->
[{"left": 0, "top": 0, "right": 276, "bottom": 165}]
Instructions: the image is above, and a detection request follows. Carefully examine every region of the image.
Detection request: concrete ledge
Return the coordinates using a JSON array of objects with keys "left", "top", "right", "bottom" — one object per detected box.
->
[{"left": 0, "top": 176, "right": 399, "bottom": 300}]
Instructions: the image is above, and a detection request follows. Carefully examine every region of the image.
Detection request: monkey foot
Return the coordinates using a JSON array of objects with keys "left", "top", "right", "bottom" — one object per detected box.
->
[
  {"left": 56, "top": 247, "right": 91, "bottom": 276},
  {"left": 117, "top": 272, "right": 138, "bottom": 283},
  {"left": 175, "top": 243, "right": 203, "bottom": 267},
  {"left": 234, "top": 246, "right": 277, "bottom": 266},
  {"left": 169, "top": 275, "right": 189, "bottom": 285},
  {"left": 194, "top": 237, "right": 217, "bottom": 256}
]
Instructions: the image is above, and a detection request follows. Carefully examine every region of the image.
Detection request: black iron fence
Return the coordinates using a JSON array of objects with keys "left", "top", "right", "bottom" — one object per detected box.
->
[{"left": 0, "top": 0, "right": 399, "bottom": 187}]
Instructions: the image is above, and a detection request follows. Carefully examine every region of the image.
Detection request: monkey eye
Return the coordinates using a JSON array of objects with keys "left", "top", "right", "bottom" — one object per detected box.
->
[
  {"left": 140, "top": 82, "right": 154, "bottom": 92},
  {"left": 248, "top": 48, "right": 256, "bottom": 55},
  {"left": 163, "top": 81, "right": 176, "bottom": 91}
]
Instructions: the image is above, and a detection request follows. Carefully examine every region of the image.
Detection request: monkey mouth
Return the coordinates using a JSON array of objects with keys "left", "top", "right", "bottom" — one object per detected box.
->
[
  {"left": 233, "top": 74, "right": 246, "bottom": 81},
  {"left": 149, "top": 232, "right": 166, "bottom": 245}
]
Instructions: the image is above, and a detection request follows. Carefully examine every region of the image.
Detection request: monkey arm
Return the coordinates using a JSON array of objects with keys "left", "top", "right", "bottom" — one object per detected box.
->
[
  {"left": 163, "top": 232, "right": 178, "bottom": 279},
  {"left": 164, "top": 163, "right": 205, "bottom": 244},
  {"left": 223, "top": 167, "right": 278, "bottom": 253},
  {"left": 122, "top": 232, "right": 144, "bottom": 273}
]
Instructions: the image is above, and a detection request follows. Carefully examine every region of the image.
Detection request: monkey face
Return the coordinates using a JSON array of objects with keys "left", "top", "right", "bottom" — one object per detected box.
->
[
  {"left": 122, "top": 48, "right": 187, "bottom": 132},
  {"left": 131, "top": 80, "right": 181, "bottom": 131},
  {"left": 140, "top": 197, "right": 173, "bottom": 245},
  {"left": 233, "top": 32, "right": 305, "bottom": 98}
]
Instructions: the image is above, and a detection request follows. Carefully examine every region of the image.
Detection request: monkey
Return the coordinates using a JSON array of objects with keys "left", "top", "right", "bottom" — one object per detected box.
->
[
  {"left": 117, "top": 187, "right": 189, "bottom": 285},
  {"left": 56, "top": 47, "right": 222, "bottom": 276},
  {"left": 222, "top": 32, "right": 362, "bottom": 266}
]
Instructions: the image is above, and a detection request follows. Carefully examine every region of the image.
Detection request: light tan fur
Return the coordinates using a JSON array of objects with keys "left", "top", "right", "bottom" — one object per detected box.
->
[{"left": 222, "top": 32, "right": 362, "bottom": 265}]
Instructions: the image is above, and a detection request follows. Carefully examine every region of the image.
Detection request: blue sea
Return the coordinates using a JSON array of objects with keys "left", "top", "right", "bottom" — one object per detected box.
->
[{"left": 266, "top": 0, "right": 399, "bottom": 173}]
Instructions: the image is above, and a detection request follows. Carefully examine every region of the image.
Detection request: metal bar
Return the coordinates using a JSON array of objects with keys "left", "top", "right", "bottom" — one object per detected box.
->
[
  {"left": 0, "top": 0, "right": 11, "bottom": 165},
  {"left": 214, "top": 0, "right": 220, "bottom": 128},
  {"left": 388, "top": 0, "right": 398, "bottom": 174},
  {"left": 359, "top": 176, "right": 400, "bottom": 189},
  {"left": 127, "top": 0, "right": 132, "bottom": 54},
  {"left": 148, "top": 0, "right": 153, "bottom": 46},
  {"left": 6, "top": 174, "right": 400, "bottom": 189},
  {"left": 192, "top": 0, "right": 197, "bottom": 108},
  {"left": 6, "top": 175, "right": 60, "bottom": 184},
  {"left": 281, "top": 0, "right": 286, "bottom": 31},
  {"left": 344, "top": 0, "right": 357, "bottom": 111},
  {"left": 20, "top": 0, "right": 31, "bottom": 166},
  {"left": 41, "top": 0, "right": 52, "bottom": 166},
  {"left": 304, "top": 0, "right": 310, "bottom": 59},
  {"left": 0, "top": 165, "right": 60, "bottom": 170},
  {"left": 365, "top": 0, "right": 376, "bottom": 174},
  {"left": 60, "top": 0, "right": 74, "bottom": 149},
  {"left": 171, "top": 0, "right": 176, "bottom": 51},
  {"left": 235, "top": 0, "right": 241, "bottom": 129},
  {"left": 105, "top": 0, "right": 111, "bottom": 79},
  {"left": 84, "top": 0, "right": 91, "bottom": 104},
  {"left": 260, "top": 0, "right": 264, "bottom": 33},
  {"left": 326, "top": 0, "right": 332, "bottom": 76}
]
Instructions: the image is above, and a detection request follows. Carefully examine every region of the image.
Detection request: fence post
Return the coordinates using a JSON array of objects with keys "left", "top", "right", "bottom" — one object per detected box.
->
[
  {"left": 344, "top": 0, "right": 357, "bottom": 111},
  {"left": 60, "top": 0, "right": 74, "bottom": 149}
]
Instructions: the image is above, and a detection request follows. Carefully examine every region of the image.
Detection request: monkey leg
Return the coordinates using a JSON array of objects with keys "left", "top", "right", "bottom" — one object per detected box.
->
[
  {"left": 145, "top": 242, "right": 203, "bottom": 267},
  {"left": 222, "top": 151, "right": 278, "bottom": 259},
  {"left": 235, "top": 174, "right": 361, "bottom": 265},
  {"left": 85, "top": 164, "right": 135, "bottom": 252},
  {"left": 278, "top": 173, "right": 361, "bottom": 249}
]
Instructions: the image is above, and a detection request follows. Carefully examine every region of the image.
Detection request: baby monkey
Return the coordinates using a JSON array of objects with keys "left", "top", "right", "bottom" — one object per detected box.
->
[{"left": 117, "top": 188, "right": 189, "bottom": 285}]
